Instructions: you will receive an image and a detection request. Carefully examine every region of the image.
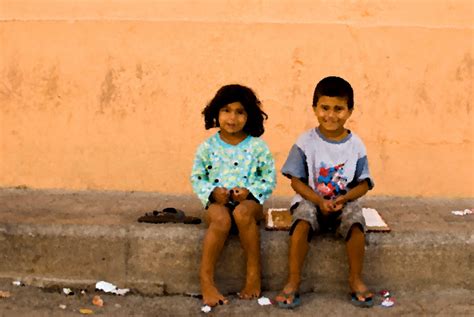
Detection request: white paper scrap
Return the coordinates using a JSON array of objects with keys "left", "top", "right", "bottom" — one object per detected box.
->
[
  {"left": 201, "top": 305, "right": 212, "bottom": 313},
  {"left": 95, "top": 281, "right": 130, "bottom": 296},
  {"left": 257, "top": 296, "right": 272, "bottom": 306},
  {"left": 362, "top": 208, "right": 388, "bottom": 228},
  {"left": 267, "top": 210, "right": 274, "bottom": 228},
  {"left": 451, "top": 209, "right": 473, "bottom": 216}
]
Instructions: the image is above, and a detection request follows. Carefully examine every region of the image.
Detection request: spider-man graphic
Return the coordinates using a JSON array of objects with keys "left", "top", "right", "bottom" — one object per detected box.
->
[{"left": 316, "top": 163, "right": 348, "bottom": 199}]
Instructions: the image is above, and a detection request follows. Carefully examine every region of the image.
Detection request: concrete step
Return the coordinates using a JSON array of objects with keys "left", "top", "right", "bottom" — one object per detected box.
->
[{"left": 0, "top": 189, "right": 472, "bottom": 296}]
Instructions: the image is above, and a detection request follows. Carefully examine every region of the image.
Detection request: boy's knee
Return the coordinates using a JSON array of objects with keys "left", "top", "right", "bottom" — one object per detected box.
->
[{"left": 346, "top": 223, "right": 364, "bottom": 240}]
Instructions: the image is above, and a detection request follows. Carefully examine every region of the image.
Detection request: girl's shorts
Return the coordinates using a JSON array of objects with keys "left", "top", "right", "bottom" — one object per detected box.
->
[{"left": 289, "top": 199, "right": 366, "bottom": 240}]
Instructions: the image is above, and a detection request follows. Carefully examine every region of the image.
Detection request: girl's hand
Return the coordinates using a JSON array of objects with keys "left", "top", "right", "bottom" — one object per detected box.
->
[
  {"left": 212, "top": 187, "right": 230, "bottom": 205},
  {"left": 230, "top": 187, "right": 249, "bottom": 202}
]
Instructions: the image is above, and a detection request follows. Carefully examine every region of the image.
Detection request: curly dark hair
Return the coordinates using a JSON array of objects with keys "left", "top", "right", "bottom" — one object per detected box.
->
[
  {"left": 202, "top": 84, "right": 268, "bottom": 137},
  {"left": 313, "top": 76, "right": 354, "bottom": 110}
]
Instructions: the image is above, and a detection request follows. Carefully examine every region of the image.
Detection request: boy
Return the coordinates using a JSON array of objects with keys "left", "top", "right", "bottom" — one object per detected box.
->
[{"left": 275, "top": 76, "right": 375, "bottom": 308}]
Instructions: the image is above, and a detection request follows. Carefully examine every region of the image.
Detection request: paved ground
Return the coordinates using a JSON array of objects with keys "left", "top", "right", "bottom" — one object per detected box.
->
[{"left": 0, "top": 278, "right": 473, "bottom": 316}]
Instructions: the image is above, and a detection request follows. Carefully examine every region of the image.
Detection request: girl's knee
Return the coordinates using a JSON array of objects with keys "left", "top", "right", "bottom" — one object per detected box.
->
[
  {"left": 233, "top": 204, "right": 253, "bottom": 225},
  {"left": 207, "top": 206, "right": 231, "bottom": 231}
]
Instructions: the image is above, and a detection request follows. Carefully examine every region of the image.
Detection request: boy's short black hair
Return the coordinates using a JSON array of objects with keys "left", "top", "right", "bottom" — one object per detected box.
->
[
  {"left": 202, "top": 84, "right": 268, "bottom": 137},
  {"left": 313, "top": 76, "right": 354, "bottom": 110}
]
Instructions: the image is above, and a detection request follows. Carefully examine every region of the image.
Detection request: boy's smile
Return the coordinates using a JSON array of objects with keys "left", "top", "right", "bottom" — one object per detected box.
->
[
  {"left": 313, "top": 96, "right": 352, "bottom": 139},
  {"left": 218, "top": 102, "right": 248, "bottom": 138}
]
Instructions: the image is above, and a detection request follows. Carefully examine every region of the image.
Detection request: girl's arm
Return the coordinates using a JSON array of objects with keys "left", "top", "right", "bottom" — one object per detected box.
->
[
  {"left": 190, "top": 144, "right": 216, "bottom": 207},
  {"left": 247, "top": 143, "right": 276, "bottom": 204}
]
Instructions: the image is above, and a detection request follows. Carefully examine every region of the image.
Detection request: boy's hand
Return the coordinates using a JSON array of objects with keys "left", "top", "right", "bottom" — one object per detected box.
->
[
  {"left": 230, "top": 187, "right": 249, "bottom": 202},
  {"left": 319, "top": 199, "right": 338, "bottom": 215},
  {"left": 332, "top": 195, "right": 347, "bottom": 211},
  {"left": 212, "top": 187, "right": 230, "bottom": 205}
]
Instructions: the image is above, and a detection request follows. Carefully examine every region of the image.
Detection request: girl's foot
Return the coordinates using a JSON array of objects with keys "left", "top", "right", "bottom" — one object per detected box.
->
[
  {"left": 202, "top": 283, "right": 229, "bottom": 307},
  {"left": 238, "top": 274, "right": 261, "bottom": 299}
]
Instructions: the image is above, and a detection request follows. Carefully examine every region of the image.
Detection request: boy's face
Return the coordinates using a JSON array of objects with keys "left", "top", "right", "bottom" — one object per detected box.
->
[{"left": 313, "top": 96, "right": 352, "bottom": 133}]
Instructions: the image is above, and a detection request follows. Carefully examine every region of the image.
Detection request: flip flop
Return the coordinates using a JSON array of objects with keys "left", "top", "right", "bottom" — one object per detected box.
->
[
  {"left": 350, "top": 291, "right": 374, "bottom": 308},
  {"left": 275, "top": 291, "right": 301, "bottom": 309},
  {"left": 137, "top": 207, "right": 201, "bottom": 224}
]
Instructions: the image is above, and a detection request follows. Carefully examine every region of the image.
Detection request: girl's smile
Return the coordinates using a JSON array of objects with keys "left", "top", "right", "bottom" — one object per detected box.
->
[{"left": 218, "top": 102, "right": 248, "bottom": 142}]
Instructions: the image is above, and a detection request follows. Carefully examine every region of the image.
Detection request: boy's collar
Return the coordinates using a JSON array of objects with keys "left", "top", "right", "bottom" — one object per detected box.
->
[{"left": 315, "top": 127, "right": 352, "bottom": 144}]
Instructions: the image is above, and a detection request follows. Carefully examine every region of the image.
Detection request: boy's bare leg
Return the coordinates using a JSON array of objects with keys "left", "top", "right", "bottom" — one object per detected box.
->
[
  {"left": 200, "top": 204, "right": 231, "bottom": 306},
  {"left": 346, "top": 224, "right": 372, "bottom": 298},
  {"left": 233, "top": 200, "right": 263, "bottom": 299},
  {"left": 276, "top": 220, "right": 311, "bottom": 302}
]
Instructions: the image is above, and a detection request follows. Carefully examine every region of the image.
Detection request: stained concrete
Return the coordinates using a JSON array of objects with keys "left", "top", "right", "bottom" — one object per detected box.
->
[{"left": 0, "top": 188, "right": 472, "bottom": 296}]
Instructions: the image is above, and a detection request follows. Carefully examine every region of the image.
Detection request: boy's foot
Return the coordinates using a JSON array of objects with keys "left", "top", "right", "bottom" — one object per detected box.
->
[
  {"left": 275, "top": 290, "right": 301, "bottom": 309},
  {"left": 275, "top": 283, "right": 299, "bottom": 305},
  {"left": 202, "top": 283, "right": 229, "bottom": 307},
  {"left": 349, "top": 277, "right": 373, "bottom": 302}
]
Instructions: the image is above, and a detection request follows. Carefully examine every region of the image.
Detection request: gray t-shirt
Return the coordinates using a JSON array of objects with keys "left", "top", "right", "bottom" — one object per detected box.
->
[{"left": 282, "top": 128, "right": 374, "bottom": 206}]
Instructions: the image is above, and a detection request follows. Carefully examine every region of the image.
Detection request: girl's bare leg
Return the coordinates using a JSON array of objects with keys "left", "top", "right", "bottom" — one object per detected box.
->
[
  {"left": 200, "top": 203, "right": 231, "bottom": 306},
  {"left": 233, "top": 200, "right": 263, "bottom": 299}
]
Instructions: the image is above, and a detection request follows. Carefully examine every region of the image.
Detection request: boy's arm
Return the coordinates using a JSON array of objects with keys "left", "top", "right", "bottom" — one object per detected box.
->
[
  {"left": 291, "top": 176, "right": 337, "bottom": 214},
  {"left": 334, "top": 180, "right": 369, "bottom": 207},
  {"left": 290, "top": 176, "right": 323, "bottom": 206}
]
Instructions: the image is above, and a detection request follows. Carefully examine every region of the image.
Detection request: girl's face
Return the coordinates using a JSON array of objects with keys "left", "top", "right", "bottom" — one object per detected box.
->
[{"left": 218, "top": 102, "right": 248, "bottom": 135}]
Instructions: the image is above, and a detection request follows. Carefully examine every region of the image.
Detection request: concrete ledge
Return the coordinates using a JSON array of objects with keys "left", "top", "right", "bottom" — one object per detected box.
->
[{"left": 0, "top": 189, "right": 472, "bottom": 295}]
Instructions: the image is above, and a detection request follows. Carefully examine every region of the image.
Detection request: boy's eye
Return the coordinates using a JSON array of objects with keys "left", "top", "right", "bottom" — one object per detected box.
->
[{"left": 322, "top": 106, "right": 330, "bottom": 111}]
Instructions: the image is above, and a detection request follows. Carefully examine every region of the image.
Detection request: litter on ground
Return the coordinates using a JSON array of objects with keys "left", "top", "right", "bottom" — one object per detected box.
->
[
  {"left": 92, "top": 295, "right": 104, "bottom": 307},
  {"left": 451, "top": 209, "right": 473, "bottom": 216},
  {"left": 12, "top": 281, "right": 23, "bottom": 286},
  {"left": 201, "top": 305, "right": 212, "bottom": 313},
  {"left": 257, "top": 296, "right": 272, "bottom": 306},
  {"left": 381, "top": 297, "right": 395, "bottom": 307},
  {"left": 58, "top": 304, "right": 66, "bottom": 309},
  {"left": 79, "top": 308, "right": 94, "bottom": 314},
  {"left": 95, "top": 281, "right": 129, "bottom": 296},
  {"left": 0, "top": 291, "right": 11, "bottom": 298},
  {"left": 63, "top": 288, "right": 74, "bottom": 296}
]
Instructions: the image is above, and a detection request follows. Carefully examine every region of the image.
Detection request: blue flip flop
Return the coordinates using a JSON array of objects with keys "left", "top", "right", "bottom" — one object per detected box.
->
[
  {"left": 276, "top": 292, "right": 301, "bottom": 309},
  {"left": 350, "top": 291, "right": 374, "bottom": 308}
]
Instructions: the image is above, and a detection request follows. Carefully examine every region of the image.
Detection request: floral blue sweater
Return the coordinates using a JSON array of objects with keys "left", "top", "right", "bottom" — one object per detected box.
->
[{"left": 191, "top": 132, "right": 276, "bottom": 207}]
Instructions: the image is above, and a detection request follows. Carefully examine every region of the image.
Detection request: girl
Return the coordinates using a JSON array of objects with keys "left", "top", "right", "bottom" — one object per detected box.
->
[{"left": 191, "top": 84, "right": 276, "bottom": 307}]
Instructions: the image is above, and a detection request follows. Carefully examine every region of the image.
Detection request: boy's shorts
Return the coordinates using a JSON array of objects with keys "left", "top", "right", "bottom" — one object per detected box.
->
[{"left": 289, "top": 199, "right": 366, "bottom": 240}]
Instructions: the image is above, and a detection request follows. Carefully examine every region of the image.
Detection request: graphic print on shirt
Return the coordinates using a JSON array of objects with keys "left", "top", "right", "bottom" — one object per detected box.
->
[{"left": 316, "top": 162, "right": 348, "bottom": 199}]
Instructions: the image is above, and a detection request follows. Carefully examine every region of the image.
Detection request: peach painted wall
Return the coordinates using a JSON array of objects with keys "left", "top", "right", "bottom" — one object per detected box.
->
[{"left": 1, "top": 0, "right": 473, "bottom": 197}]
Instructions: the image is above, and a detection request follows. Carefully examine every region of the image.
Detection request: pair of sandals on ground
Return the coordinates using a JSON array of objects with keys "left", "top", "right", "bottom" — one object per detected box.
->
[{"left": 275, "top": 289, "right": 374, "bottom": 309}]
